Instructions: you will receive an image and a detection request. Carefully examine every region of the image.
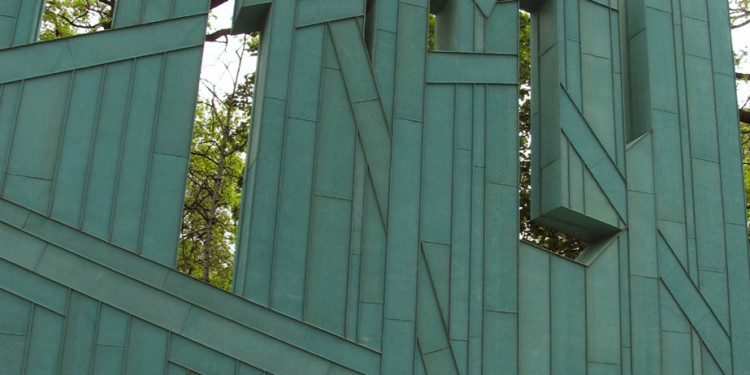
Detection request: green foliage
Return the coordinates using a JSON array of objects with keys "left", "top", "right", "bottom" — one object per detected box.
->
[
  {"left": 39, "top": 0, "right": 113, "bottom": 41},
  {"left": 428, "top": 14, "right": 436, "bottom": 51},
  {"left": 518, "top": 11, "right": 530, "bottom": 99},
  {"left": 38, "top": 0, "right": 258, "bottom": 288},
  {"left": 741, "top": 122, "right": 750, "bottom": 227},
  {"left": 179, "top": 72, "right": 253, "bottom": 290},
  {"left": 730, "top": 0, "right": 750, "bottom": 29},
  {"left": 732, "top": 0, "right": 750, "bottom": 232}
]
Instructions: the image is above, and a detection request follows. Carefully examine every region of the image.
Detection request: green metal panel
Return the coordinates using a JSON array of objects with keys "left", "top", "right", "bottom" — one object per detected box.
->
[
  {"left": 518, "top": 244, "right": 551, "bottom": 375},
  {"left": 550, "top": 256, "right": 586, "bottom": 374},
  {"left": 0, "top": 337, "right": 26, "bottom": 374},
  {"left": 125, "top": 318, "right": 169, "bottom": 375},
  {"left": 0, "top": 197, "right": 380, "bottom": 375},
  {"left": 0, "top": 288, "right": 31, "bottom": 336},
  {"left": 0, "top": 0, "right": 748, "bottom": 373},
  {"left": 9, "top": 0, "right": 44, "bottom": 47},
  {"left": 306, "top": 196, "right": 353, "bottom": 333},
  {"left": 273, "top": 116, "right": 316, "bottom": 318},
  {"left": 82, "top": 61, "right": 132, "bottom": 240},
  {"left": 531, "top": 0, "right": 626, "bottom": 241},
  {"left": 59, "top": 292, "right": 98, "bottom": 374},
  {"left": 0, "top": 13, "right": 207, "bottom": 267}
]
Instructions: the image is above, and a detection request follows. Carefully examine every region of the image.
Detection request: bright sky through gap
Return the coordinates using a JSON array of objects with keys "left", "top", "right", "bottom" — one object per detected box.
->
[
  {"left": 200, "top": 0, "right": 257, "bottom": 99},
  {"left": 200, "top": 1, "right": 750, "bottom": 108}
]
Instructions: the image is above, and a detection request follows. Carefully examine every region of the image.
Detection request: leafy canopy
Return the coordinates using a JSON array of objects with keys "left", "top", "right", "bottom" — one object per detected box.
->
[{"left": 40, "top": 0, "right": 114, "bottom": 41}]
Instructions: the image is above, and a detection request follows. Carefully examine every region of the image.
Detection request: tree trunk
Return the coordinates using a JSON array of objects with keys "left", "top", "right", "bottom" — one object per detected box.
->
[
  {"left": 202, "top": 101, "right": 235, "bottom": 283},
  {"left": 202, "top": 156, "right": 226, "bottom": 283}
]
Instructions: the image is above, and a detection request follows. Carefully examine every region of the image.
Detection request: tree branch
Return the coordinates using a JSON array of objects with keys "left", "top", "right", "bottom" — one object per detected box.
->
[
  {"left": 733, "top": 17, "right": 750, "bottom": 29},
  {"left": 206, "top": 28, "right": 232, "bottom": 42},
  {"left": 739, "top": 108, "right": 750, "bottom": 124},
  {"left": 58, "top": 13, "right": 105, "bottom": 29},
  {"left": 737, "top": 71, "right": 750, "bottom": 81}
]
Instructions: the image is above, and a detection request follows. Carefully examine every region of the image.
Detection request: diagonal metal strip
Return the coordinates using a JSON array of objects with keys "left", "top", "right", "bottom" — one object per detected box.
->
[
  {"left": 474, "top": 0, "right": 497, "bottom": 18},
  {"left": 417, "top": 242, "right": 461, "bottom": 375},
  {"left": 328, "top": 19, "right": 392, "bottom": 225},
  {"left": 0, "top": 197, "right": 381, "bottom": 375},
  {"left": 0, "top": 15, "right": 207, "bottom": 84},
  {"left": 559, "top": 86, "right": 627, "bottom": 220},
  {"left": 657, "top": 231, "right": 732, "bottom": 375}
]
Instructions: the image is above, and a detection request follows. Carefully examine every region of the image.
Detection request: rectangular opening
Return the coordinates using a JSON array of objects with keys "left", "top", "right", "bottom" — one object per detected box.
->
[{"left": 40, "top": 0, "right": 113, "bottom": 41}]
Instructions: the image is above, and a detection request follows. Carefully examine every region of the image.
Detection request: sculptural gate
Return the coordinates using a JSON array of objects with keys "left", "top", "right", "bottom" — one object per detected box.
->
[{"left": 0, "top": 0, "right": 748, "bottom": 373}]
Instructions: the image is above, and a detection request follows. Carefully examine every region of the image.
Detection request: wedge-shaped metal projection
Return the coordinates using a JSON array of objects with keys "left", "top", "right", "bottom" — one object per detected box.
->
[{"left": 0, "top": 0, "right": 748, "bottom": 373}]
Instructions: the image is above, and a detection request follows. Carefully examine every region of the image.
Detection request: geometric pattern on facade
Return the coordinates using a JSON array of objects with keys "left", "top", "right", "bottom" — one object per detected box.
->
[{"left": 0, "top": 0, "right": 748, "bottom": 374}]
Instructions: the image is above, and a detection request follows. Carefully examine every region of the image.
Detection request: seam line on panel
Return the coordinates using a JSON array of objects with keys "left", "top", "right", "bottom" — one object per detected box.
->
[
  {"left": 0, "top": 81, "right": 25, "bottom": 196},
  {"left": 47, "top": 71, "right": 76, "bottom": 217},
  {"left": 79, "top": 65, "right": 108, "bottom": 230},
  {"left": 108, "top": 59, "right": 137, "bottom": 243},
  {"left": 137, "top": 53, "right": 167, "bottom": 255}
]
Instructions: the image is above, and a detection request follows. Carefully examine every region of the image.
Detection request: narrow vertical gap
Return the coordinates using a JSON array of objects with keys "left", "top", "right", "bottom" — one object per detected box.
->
[
  {"left": 432, "top": 0, "right": 458, "bottom": 51},
  {"left": 519, "top": 9, "right": 587, "bottom": 259},
  {"left": 428, "top": 13, "right": 436, "bottom": 50},
  {"left": 364, "top": 0, "right": 377, "bottom": 54},
  {"left": 429, "top": 0, "right": 459, "bottom": 52},
  {"left": 177, "top": 1, "right": 258, "bottom": 291}
]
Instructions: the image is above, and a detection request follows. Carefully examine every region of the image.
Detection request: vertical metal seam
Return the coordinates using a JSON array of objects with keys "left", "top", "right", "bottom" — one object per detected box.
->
[
  {"left": 702, "top": 0, "right": 735, "bottom": 364},
  {"left": 480, "top": 81, "right": 486, "bottom": 375},
  {"left": 548, "top": 249, "right": 553, "bottom": 375},
  {"left": 300, "top": 23, "right": 325, "bottom": 325},
  {"left": 378, "top": 0, "right": 401, "bottom": 362},
  {"left": 350, "top": 138, "right": 366, "bottom": 341},
  {"left": 465, "top": 82, "right": 475, "bottom": 375},
  {"left": 108, "top": 59, "right": 137, "bottom": 244},
  {"left": 346, "top": 37, "right": 367, "bottom": 339},
  {"left": 55, "top": 288, "right": 73, "bottom": 375},
  {"left": 48, "top": 70, "right": 77, "bottom": 217},
  {"left": 608, "top": 4, "right": 618, "bottom": 171},
  {"left": 137, "top": 52, "right": 167, "bottom": 256},
  {"left": 8, "top": 0, "right": 23, "bottom": 46},
  {"left": 0, "top": 81, "right": 24, "bottom": 196},
  {"left": 79, "top": 65, "right": 108, "bottom": 230},
  {"left": 88, "top": 301, "right": 102, "bottom": 375},
  {"left": 271, "top": 0, "right": 300, "bottom": 312},
  {"left": 121, "top": 314, "right": 133, "bottom": 374},
  {"left": 583, "top": 259, "right": 589, "bottom": 372},
  {"left": 20, "top": 303, "right": 35, "bottom": 374},
  {"left": 163, "top": 332, "right": 172, "bottom": 375},
  {"left": 238, "top": 12, "right": 275, "bottom": 296},
  {"left": 623, "top": 231, "right": 633, "bottom": 373},
  {"left": 138, "top": 0, "right": 146, "bottom": 25},
  {"left": 449, "top": 82, "right": 457, "bottom": 346}
]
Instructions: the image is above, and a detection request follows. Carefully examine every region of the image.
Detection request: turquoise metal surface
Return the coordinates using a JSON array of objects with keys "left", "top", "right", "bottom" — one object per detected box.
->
[{"left": 0, "top": 0, "right": 748, "bottom": 373}]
